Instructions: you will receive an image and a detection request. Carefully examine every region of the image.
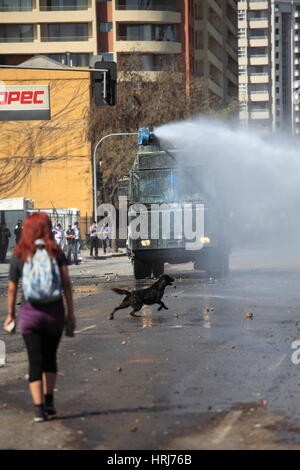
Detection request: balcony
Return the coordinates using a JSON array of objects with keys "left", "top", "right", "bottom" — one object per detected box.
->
[
  {"left": 249, "top": 73, "right": 269, "bottom": 83},
  {"left": 249, "top": 91, "right": 269, "bottom": 101},
  {"left": 248, "top": 37, "right": 268, "bottom": 47},
  {"left": 116, "top": 1, "right": 179, "bottom": 11},
  {"left": 41, "top": 36, "right": 89, "bottom": 42},
  {"left": 249, "top": 55, "right": 268, "bottom": 65},
  {"left": 249, "top": 19, "right": 268, "bottom": 29},
  {"left": 39, "top": 1, "right": 89, "bottom": 10},
  {"left": 115, "top": 38, "right": 181, "bottom": 54},
  {"left": 250, "top": 110, "right": 269, "bottom": 119},
  {"left": 248, "top": 2, "right": 269, "bottom": 11},
  {"left": 0, "top": 36, "right": 34, "bottom": 42},
  {"left": 208, "top": 78, "right": 223, "bottom": 98},
  {"left": 115, "top": 0, "right": 180, "bottom": 24}
]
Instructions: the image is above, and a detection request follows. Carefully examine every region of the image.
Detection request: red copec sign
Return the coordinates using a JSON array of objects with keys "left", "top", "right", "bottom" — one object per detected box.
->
[
  {"left": 0, "top": 85, "right": 50, "bottom": 121},
  {"left": 0, "top": 90, "right": 45, "bottom": 105}
]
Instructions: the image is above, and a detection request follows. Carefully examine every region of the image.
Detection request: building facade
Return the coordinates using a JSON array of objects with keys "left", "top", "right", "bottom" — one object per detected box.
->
[
  {"left": 0, "top": 59, "right": 93, "bottom": 220},
  {"left": 238, "top": 0, "right": 300, "bottom": 135},
  {"left": 238, "top": 0, "right": 271, "bottom": 133},
  {"left": 0, "top": 0, "right": 238, "bottom": 104}
]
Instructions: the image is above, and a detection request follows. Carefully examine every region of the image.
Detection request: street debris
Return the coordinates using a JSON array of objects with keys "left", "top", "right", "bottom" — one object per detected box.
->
[{"left": 245, "top": 312, "right": 254, "bottom": 320}]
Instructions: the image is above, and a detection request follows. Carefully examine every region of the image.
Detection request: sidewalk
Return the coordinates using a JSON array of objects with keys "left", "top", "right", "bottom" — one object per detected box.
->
[{"left": 0, "top": 248, "right": 130, "bottom": 285}]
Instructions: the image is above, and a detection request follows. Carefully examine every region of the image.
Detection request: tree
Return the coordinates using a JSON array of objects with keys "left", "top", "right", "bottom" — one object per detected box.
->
[{"left": 88, "top": 55, "right": 232, "bottom": 202}]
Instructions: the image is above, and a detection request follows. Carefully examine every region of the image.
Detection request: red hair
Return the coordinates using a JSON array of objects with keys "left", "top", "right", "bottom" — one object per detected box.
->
[{"left": 15, "top": 212, "right": 61, "bottom": 262}]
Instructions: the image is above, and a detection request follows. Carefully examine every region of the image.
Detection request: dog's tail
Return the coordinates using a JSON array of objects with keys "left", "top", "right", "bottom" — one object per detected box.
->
[{"left": 111, "top": 288, "right": 131, "bottom": 297}]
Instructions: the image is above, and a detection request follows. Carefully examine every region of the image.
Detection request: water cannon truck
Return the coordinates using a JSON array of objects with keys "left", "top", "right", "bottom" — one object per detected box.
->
[{"left": 125, "top": 127, "right": 230, "bottom": 279}]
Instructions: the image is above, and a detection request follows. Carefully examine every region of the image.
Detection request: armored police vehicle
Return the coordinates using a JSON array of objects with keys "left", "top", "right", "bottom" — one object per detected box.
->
[{"left": 126, "top": 128, "right": 230, "bottom": 279}]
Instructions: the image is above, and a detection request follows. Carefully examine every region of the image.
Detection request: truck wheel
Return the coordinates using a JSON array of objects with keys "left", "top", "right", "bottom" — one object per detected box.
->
[
  {"left": 133, "top": 258, "right": 147, "bottom": 279},
  {"left": 144, "top": 261, "right": 153, "bottom": 278},
  {"left": 193, "top": 258, "right": 201, "bottom": 271},
  {"left": 153, "top": 261, "right": 164, "bottom": 278}
]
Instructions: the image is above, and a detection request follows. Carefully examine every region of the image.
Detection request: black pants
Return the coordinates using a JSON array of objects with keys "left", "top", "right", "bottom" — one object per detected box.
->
[
  {"left": 23, "top": 332, "right": 62, "bottom": 383},
  {"left": 0, "top": 242, "right": 8, "bottom": 262},
  {"left": 67, "top": 242, "right": 78, "bottom": 264},
  {"left": 90, "top": 237, "right": 99, "bottom": 256},
  {"left": 103, "top": 238, "right": 110, "bottom": 254}
]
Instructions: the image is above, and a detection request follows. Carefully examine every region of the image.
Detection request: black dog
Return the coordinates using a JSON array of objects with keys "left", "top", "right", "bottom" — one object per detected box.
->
[{"left": 109, "top": 274, "right": 175, "bottom": 320}]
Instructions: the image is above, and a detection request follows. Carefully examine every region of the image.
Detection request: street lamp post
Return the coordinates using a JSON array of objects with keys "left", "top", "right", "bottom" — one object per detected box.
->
[{"left": 92, "top": 132, "right": 138, "bottom": 221}]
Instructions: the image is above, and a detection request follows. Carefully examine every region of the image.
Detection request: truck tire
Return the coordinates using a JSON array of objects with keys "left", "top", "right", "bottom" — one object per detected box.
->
[
  {"left": 193, "top": 258, "right": 202, "bottom": 271},
  {"left": 152, "top": 261, "right": 164, "bottom": 278},
  {"left": 133, "top": 258, "right": 146, "bottom": 279},
  {"left": 132, "top": 259, "right": 152, "bottom": 279}
]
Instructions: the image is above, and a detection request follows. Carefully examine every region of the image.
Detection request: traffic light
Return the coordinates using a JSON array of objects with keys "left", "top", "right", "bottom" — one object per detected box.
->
[{"left": 92, "top": 61, "right": 117, "bottom": 106}]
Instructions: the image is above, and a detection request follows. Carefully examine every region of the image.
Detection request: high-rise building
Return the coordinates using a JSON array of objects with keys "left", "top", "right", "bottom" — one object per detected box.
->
[
  {"left": 190, "top": 0, "right": 238, "bottom": 103},
  {"left": 238, "top": 0, "right": 271, "bottom": 133},
  {"left": 238, "top": 0, "right": 300, "bottom": 135},
  {"left": 0, "top": 0, "right": 238, "bottom": 104}
]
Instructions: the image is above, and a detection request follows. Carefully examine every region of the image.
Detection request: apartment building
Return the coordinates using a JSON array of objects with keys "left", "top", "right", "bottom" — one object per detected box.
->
[
  {"left": 271, "top": 0, "right": 300, "bottom": 135},
  {"left": 238, "top": 0, "right": 271, "bottom": 133},
  {"left": 238, "top": 0, "right": 300, "bottom": 135},
  {"left": 109, "top": 0, "right": 238, "bottom": 103},
  {"left": 0, "top": 1, "right": 98, "bottom": 66},
  {"left": 192, "top": 0, "right": 238, "bottom": 103},
  {"left": 0, "top": 0, "right": 238, "bottom": 104}
]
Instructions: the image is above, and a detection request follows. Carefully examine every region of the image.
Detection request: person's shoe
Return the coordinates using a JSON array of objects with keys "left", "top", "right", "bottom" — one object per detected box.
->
[
  {"left": 44, "top": 394, "right": 56, "bottom": 418},
  {"left": 34, "top": 404, "right": 48, "bottom": 423},
  {"left": 44, "top": 404, "right": 57, "bottom": 418}
]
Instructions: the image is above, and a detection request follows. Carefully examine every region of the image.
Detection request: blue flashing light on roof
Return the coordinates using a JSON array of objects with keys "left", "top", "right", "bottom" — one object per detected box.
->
[{"left": 138, "top": 127, "right": 155, "bottom": 145}]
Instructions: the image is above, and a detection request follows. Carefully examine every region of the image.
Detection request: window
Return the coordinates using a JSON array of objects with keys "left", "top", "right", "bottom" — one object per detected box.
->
[
  {"left": 100, "top": 52, "right": 114, "bottom": 62},
  {"left": 41, "top": 23, "right": 88, "bottom": 41},
  {"left": 0, "top": 0, "right": 32, "bottom": 11},
  {"left": 47, "top": 53, "right": 90, "bottom": 66},
  {"left": 0, "top": 24, "right": 34, "bottom": 42},
  {"left": 99, "top": 22, "right": 113, "bottom": 32},
  {"left": 116, "top": 0, "right": 176, "bottom": 11},
  {"left": 40, "top": 0, "right": 88, "bottom": 10},
  {"left": 118, "top": 24, "right": 178, "bottom": 42}
]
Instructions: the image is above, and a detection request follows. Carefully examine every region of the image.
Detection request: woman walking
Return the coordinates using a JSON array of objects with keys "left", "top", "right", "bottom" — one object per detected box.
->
[{"left": 3, "top": 212, "right": 76, "bottom": 422}]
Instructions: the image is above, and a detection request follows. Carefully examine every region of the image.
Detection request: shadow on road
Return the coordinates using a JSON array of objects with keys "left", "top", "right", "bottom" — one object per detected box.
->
[{"left": 56, "top": 403, "right": 190, "bottom": 421}]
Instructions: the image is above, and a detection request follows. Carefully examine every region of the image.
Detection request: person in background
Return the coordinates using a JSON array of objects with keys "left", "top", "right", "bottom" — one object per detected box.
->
[
  {"left": 3, "top": 212, "right": 75, "bottom": 422},
  {"left": 89, "top": 221, "right": 99, "bottom": 258},
  {"left": 52, "top": 223, "right": 64, "bottom": 249},
  {"left": 0, "top": 222, "right": 11, "bottom": 263},
  {"left": 14, "top": 220, "right": 23, "bottom": 245},
  {"left": 72, "top": 222, "right": 81, "bottom": 261},
  {"left": 100, "top": 222, "right": 111, "bottom": 254},
  {"left": 65, "top": 224, "right": 78, "bottom": 265}
]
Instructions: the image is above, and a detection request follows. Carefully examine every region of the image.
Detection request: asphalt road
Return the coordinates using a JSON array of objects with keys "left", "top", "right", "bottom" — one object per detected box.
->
[{"left": 2, "top": 244, "right": 300, "bottom": 450}]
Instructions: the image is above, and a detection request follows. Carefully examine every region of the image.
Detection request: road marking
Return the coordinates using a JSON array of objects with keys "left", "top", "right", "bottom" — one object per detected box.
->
[
  {"left": 268, "top": 353, "right": 287, "bottom": 371},
  {"left": 211, "top": 410, "right": 243, "bottom": 444},
  {"left": 75, "top": 325, "right": 97, "bottom": 334}
]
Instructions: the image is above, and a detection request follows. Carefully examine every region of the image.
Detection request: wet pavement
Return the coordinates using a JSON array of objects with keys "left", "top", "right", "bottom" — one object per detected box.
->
[{"left": 2, "top": 244, "right": 300, "bottom": 449}]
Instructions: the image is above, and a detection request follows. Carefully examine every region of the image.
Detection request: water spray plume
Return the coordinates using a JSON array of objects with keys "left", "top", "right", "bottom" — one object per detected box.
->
[{"left": 154, "top": 117, "right": 300, "bottom": 247}]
